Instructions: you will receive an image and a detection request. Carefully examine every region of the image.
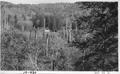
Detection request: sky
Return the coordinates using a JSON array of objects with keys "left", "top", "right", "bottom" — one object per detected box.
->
[
  {"left": 0, "top": 0, "right": 83, "bottom": 4},
  {"left": 0, "top": 0, "right": 117, "bottom": 4}
]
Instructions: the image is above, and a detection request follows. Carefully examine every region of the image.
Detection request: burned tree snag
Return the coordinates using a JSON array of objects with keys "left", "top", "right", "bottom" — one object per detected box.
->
[{"left": 43, "top": 17, "right": 46, "bottom": 38}]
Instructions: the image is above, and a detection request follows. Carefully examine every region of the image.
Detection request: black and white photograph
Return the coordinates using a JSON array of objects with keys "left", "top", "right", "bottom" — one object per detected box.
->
[{"left": 0, "top": 0, "right": 119, "bottom": 73}]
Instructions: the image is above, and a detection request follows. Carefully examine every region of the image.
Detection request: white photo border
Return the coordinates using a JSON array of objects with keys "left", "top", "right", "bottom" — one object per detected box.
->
[{"left": 0, "top": 0, "right": 119, "bottom": 74}]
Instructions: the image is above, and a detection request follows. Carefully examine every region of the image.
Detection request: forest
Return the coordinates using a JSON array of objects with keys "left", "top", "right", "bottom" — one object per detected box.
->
[{"left": 0, "top": 1, "right": 118, "bottom": 71}]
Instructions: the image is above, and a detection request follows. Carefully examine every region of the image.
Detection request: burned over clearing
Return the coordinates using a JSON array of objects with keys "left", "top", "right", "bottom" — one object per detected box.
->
[{"left": 0, "top": 1, "right": 118, "bottom": 71}]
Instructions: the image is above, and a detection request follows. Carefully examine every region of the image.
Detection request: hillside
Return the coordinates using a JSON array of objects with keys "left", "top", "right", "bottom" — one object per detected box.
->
[{"left": 0, "top": 1, "right": 118, "bottom": 71}]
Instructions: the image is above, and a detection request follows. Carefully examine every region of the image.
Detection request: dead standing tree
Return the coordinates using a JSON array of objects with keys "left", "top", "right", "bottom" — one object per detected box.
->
[
  {"left": 44, "top": 29, "right": 50, "bottom": 57},
  {"left": 65, "top": 16, "right": 72, "bottom": 43},
  {"left": 43, "top": 17, "right": 46, "bottom": 38},
  {"left": 1, "top": 6, "right": 10, "bottom": 31}
]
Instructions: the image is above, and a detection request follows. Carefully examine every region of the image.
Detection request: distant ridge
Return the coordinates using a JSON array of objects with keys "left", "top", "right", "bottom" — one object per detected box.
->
[{"left": 0, "top": 1, "right": 14, "bottom": 5}]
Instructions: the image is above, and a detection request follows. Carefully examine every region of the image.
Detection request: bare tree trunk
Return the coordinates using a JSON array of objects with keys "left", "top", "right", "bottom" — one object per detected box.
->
[
  {"left": 66, "top": 18, "right": 68, "bottom": 41},
  {"left": 51, "top": 60, "right": 55, "bottom": 71},
  {"left": 43, "top": 17, "right": 46, "bottom": 38},
  {"left": 69, "top": 23, "right": 72, "bottom": 42},
  {"left": 1, "top": 8, "right": 5, "bottom": 31},
  {"left": 46, "top": 34, "right": 49, "bottom": 56},
  {"left": 35, "top": 29, "right": 37, "bottom": 40},
  {"left": 68, "top": 30, "right": 71, "bottom": 43},
  {"left": 5, "top": 17, "right": 8, "bottom": 30},
  {"left": 54, "top": 16, "right": 56, "bottom": 32},
  {"left": 34, "top": 49, "right": 39, "bottom": 70},
  {"left": 51, "top": 54, "right": 55, "bottom": 71}
]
